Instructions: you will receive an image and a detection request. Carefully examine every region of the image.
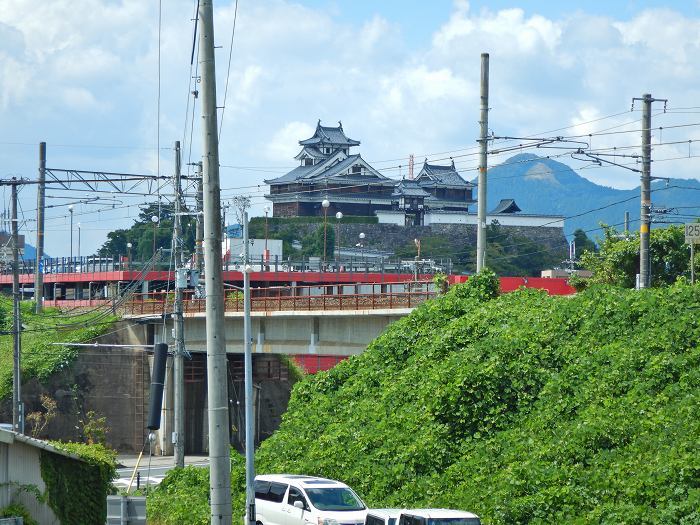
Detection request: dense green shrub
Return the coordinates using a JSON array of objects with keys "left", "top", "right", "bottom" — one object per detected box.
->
[
  {"left": 150, "top": 278, "right": 700, "bottom": 524},
  {"left": 0, "top": 502, "right": 38, "bottom": 525}
]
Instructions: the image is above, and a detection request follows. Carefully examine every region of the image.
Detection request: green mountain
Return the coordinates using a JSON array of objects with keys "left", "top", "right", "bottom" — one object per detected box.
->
[
  {"left": 149, "top": 276, "right": 700, "bottom": 524},
  {"left": 485, "top": 153, "right": 700, "bottom": 241}
]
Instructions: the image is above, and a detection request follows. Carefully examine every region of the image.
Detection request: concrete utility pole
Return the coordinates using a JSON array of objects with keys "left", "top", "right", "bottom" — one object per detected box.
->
[
  {"left": 35, "top": 143, "right": 46, "bottom": 313},
  {"left": 196, "top": 162, "right": 204, "bottom": 275},
  {"left": 639, "top": 94, "right": 652, "bottom": 289},
  {"left": 198, "top": 0, "right": 232, "bottom": 522},
  {"left": 476, "top": 53, "right": 489, "bottom": 272},
  {"left": 634, "top": 93, "right": 667, "bottom": 288},
  {"left": 172, "top": 141, "right": 186, "bottom": 468},
  {"left": 11, "top": 181, "right": 23, "bottom": 433},
  {"left": 243, "top": 211, "right": 256, "bottom": 525}
]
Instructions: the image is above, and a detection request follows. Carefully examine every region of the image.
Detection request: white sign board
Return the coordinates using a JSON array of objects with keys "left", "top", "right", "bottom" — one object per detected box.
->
[{"left": 685, "top": 223, "right": 700, "bottom": 244}]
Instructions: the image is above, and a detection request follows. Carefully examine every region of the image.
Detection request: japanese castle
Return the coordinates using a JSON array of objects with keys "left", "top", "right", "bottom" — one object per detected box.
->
[{"left": 264, "top": 121, "right": 563, "bottom": 229}]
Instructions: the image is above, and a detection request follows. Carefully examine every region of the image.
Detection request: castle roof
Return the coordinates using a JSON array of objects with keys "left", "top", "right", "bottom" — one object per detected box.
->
[
  {"left": 265, "top": 153, "right": 391, "bottom": 185},
  {"left": 299, "top": 120, "right": 360, "bottom": 147},
  {"left": 490, "top": 199, "right": 522, "bottom": 214},
  {"left": 391, "top": 180, "right": 431, "bottom": 198},
  {"left": 416, "top": 159, "right": 472, "bottom": 188}
]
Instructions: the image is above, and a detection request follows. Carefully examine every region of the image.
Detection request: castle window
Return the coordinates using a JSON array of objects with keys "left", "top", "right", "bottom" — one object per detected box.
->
[
  {"left": 305, "top": 158, "right": 313, "bottom": 166},
  {"left": 352, "top": 165, "right": 362, "bottom": 175}
]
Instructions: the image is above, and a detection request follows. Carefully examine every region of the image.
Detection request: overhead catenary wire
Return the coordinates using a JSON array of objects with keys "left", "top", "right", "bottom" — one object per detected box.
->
[{"left": 218, "top": 0, "right": 239, "bottom": 141}]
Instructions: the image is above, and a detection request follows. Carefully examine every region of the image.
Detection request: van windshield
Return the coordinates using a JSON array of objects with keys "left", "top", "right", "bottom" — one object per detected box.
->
[{"left": 305, "top": 488, "right": 365, "bottom": 511}]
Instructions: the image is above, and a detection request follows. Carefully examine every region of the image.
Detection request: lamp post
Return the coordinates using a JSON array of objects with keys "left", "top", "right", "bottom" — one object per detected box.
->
[
  {"left": 77, "top": 222, "right": 81, "bottom": 263},
  {"left": 151, "top": 215, "right": 159, "bottom": 257},
  {"left": 126, "top": 242, "right": 132, "bottom": 270},
  {"left": 359, "top": 232, "right": 366, "bottom": 266},
  {"left": 68, "top": 205, "right": 74, "bottom": 271},
  {"left": 321, "top": 199, "right": 330, "bottom": 267},
  {"left": 335, "top": 212, "right": 343, "bottom": 267},
  {"left": 264, "top": 205, "right": 270, "bottom": 268}
]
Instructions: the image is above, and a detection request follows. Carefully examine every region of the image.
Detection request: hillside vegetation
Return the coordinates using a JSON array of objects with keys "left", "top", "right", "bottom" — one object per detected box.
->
[
  {"left": 150, "top": 273, "right": 700, "bottom": 524},
  {"left": 0, "top": 297, "right": 116, "bottom": 400}
]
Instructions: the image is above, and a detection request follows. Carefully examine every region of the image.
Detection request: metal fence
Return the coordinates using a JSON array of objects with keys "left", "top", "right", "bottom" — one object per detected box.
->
[{"left": 124, "top": 281, "right": 437, "bottom": 316}]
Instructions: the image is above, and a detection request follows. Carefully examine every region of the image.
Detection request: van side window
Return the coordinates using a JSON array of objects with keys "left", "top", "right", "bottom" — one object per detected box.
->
[
  {"left": 366, "top": 515, "right": 385, "bottom": 525},
  {"left": 255, "top": 480, "right": 288, "bottom": 502},
  {"left": 268, "top": 482, "right": 288, "bottom": 503},
  {"left": 254, "top": 481, "right": 271, "bottom": 500},
  {"left": 288, "top": 487, "right": 308, "bottom": 509},
  {"left": 400, "top": 516, "right": 425, "bottom": 525}
]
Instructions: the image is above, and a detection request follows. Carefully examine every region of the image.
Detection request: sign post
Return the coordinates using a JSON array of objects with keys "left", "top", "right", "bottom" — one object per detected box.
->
[{"left": 685, "top": 223, "right": 700, "bottom": 284}]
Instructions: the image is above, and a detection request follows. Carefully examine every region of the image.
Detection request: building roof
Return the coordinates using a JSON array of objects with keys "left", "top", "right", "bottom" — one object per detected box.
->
[
  {"left": 392, "top": 180, "right": 431, "bottom": 198},
  {"left": 294, "top": 146, "right": 327, "bottom": 160},
  {"left": 416, "top": 159, "right": 473, "bottom": 188},
  {"left": 266, "top": 154, "right": 392, "bottom": 185},
  {"left": 490, "top": 199, "right": 522, "bottom": 214},
  {"left": 0, "top": 428, "right": 85, "bottom": 461},
  {"left": 299, "top": 120, "right": 360, "bottom": 147}
]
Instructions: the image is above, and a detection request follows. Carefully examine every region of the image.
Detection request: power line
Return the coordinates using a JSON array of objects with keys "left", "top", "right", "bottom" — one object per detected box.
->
[{"left": 218, "top": 0, "right": 239, "bottom": 141}]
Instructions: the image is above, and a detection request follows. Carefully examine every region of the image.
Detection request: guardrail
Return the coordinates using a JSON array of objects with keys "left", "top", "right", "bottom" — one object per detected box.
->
[{"left": 124, "top": 281, "right": 436, "bottom": 315}]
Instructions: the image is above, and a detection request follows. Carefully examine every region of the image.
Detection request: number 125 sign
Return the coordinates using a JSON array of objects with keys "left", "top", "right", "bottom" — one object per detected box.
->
[{"left": 685, "top": 223, "right": 700, "bottom": 244}]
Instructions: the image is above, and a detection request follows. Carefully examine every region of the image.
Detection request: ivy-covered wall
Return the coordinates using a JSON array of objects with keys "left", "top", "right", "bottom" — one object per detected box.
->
[{"left": 40, "top": 443, "right": 117, "bottom": 525}]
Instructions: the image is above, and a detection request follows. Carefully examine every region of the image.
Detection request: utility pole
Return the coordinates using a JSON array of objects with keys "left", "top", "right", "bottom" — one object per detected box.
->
[
  {"left": 243, "top": 211, "right": 256, "bottom": 525},
  {"left": 198, "top": 0, "right": 232, "bottom": 522},
  {"left": 639, "top": 93, "right": 652, "bottom": 289},
  {"left": 35, "top": 142, "right": 46, "bottom": 313},
  {"left": 196, "top": 162, "right": 204, "bottom": 275},
  {"left": 172, "top": 141, "right": 186, "bottom": 468},
  {"left": 624, "top": 211, "right": 630, "bottom": 237},
  {"left": 11, "top": 180, "right": 23, "bottom": 433},
  {"left": 633, "top": 93, "right": 667, "bottom": 289},
  {"left": 476, "top": 53, "right": 489, "bottom": 272}
]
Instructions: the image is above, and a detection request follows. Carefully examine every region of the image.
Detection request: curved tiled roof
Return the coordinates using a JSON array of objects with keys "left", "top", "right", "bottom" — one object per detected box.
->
[
  {"left": 490, "top": 199, "right": 522, "bottom": 214},
  {"left": 391, "top": 180, "right": 431, "bottom": 198},
  {"left": 417, "top": 159, "right": 472, "bottom": 188},
  {"left": 299, "top": 120, "right": 361, "bottom": 147}
]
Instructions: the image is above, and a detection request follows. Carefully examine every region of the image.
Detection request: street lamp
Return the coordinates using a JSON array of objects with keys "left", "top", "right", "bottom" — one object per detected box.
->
[
  {"left": 151, "top": 215, "right": 159, "bottom": 256},
  {"left": 359, "top": 232, "right": 366, "bottom": 264},
  {"left": 126, "top": 242, "right": 132, "bottom": 270},
  {"left": 68, "top": 205, "right": 74, "bottom": 271},
  {"left": 335, "top": 211, "right": 343, "bottom": 265},
  {"left": 321, "top": 199, "right": 330, "bottom": 266},
  {"left": 264, "top": 205, "right": 270, "bottom": 266}
]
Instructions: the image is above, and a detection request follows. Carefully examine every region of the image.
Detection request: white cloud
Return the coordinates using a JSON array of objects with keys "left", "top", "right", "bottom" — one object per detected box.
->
[
  {"left": 61, "top": 87, "right": 102, "bottom": 110},
  {"left": 265, "top": 121, "right": 314, "bottom": 161},
  {"left": 2, "top": 0, "right": 700, "bottom": 252}
]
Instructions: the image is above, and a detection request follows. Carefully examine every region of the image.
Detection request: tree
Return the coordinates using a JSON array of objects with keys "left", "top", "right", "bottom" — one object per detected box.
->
[
  {"left": 301, "top": 225, "right": 335, "bottom": 259},
  {"left": 579, "top": 224, "right": 695, "bottom": 287},
  {"left": 97, "top": 201, "right": 196, "bottom": 260},
  {"left": 572, "top": 228, "right": 596, "bottom": 257}
]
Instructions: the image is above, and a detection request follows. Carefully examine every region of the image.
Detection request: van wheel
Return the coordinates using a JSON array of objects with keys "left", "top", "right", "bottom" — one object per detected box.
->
[{"left": 257, "top": 521, "right": 263, "bottom": 525}]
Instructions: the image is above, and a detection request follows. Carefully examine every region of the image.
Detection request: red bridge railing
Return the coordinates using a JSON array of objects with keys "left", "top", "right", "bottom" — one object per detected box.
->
[{"left": 124, "top": 281, "right": 436, "bottom": 316}]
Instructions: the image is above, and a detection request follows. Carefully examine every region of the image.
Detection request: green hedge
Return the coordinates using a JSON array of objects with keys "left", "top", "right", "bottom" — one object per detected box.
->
[{"left": 149, "top": 276, "right": 700, "bottom": 524}]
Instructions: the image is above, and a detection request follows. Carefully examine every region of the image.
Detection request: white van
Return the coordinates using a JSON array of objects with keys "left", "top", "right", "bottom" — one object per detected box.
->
[
  {"left": 254, "top": 475, "right": 367, "bottom": 525},
  {"left": 393, "top": 509, "right": 480, "bottom": 525}
]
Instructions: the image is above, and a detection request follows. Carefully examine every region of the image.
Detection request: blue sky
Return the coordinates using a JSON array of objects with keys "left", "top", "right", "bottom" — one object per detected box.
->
[{"left": 1, "top": 0, "right": 699, "bottom": 255}]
